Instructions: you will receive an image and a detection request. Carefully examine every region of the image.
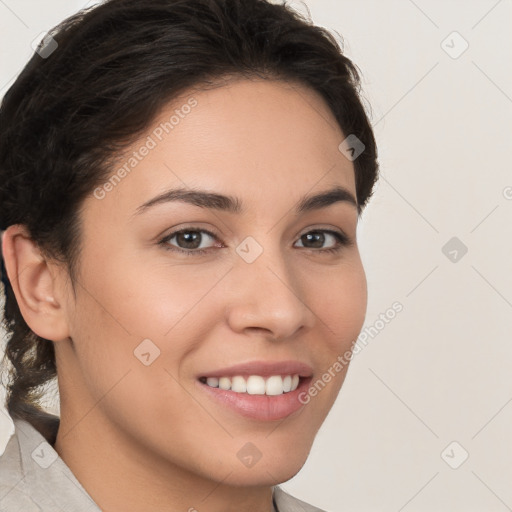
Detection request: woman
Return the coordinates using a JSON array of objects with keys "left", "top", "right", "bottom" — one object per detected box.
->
[{"left": 0, "top": 0, "right": 378, "bottom": 510}]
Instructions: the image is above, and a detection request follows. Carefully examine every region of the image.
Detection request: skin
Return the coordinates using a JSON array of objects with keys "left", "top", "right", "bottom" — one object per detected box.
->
[{"left": 3, "top": 77, "right": 367, "bottom": 512}]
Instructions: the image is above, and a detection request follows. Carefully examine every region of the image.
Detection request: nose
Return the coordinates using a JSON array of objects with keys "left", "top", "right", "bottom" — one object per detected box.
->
[{"left": 225, "top": 243, "right": 317, "bottom": 341}]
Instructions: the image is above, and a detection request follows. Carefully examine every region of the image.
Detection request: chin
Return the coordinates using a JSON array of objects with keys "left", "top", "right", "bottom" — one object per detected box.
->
[
  {"left": 216, "top": 443, "right": 311, "bottom": 487},
  {"left": 223, "top": 461, "right": 307, "bottom": 488}
]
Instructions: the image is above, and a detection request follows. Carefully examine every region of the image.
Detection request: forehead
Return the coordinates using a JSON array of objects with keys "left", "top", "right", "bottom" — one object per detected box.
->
[{"left": 86, "top": 78, "right": 356, "bottom": 221}]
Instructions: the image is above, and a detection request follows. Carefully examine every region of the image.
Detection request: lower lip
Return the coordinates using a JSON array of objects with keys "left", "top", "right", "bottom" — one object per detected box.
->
[{"left": 196, "top": 377, "right": 312, "bottom": 421}]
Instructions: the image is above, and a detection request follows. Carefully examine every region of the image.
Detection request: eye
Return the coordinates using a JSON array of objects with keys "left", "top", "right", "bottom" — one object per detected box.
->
[
  {"left": 160, "top": 228, "right": 220, "bottom": 255},
  {"left": 294, "top": 230, "right": 351, "bottom": 254},
  {"left": 159, "top": 227, "right": 351, "bottom": 256}
]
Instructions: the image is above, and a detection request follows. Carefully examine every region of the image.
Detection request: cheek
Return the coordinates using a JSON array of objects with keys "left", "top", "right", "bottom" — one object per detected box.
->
[
  {"left": 74, "top": 247, "right": 205, "bottom": 337},
  {"left": 68, "top": 253, "right": 221, "bottom": 393},
  {"left": 296, "top": 262, "right": 366, "bottom": 424},
  {"left": 313, "top": 260, "right": 367, "bottom": 353},
  {"left": 67, "top": 269, "right": 201, "bottom": 437}
]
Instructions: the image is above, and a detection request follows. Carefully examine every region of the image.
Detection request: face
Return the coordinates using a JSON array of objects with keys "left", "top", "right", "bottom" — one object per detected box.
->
[{"left": 56, "top": 77, "right": 367, "bottom": 486}]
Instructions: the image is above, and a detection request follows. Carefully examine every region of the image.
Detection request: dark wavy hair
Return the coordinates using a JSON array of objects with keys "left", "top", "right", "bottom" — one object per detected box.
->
[{"left": 0, "top": 0, "right": 379, "bottom": 436}]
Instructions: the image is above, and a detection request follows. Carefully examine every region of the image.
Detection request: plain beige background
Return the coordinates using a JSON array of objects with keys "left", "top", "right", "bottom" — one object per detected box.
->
[{"left": 1, "top": 1, "right": 511, "bottom": 510}]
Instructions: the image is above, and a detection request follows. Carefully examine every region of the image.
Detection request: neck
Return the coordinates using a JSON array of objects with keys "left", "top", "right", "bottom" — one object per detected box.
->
[{"left": 53, "top": 410, "right": 275, "bottom": 512}]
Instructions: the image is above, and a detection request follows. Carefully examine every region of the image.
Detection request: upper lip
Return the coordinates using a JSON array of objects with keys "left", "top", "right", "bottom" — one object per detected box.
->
[{"left": 198, "top": 360, "right": 314, "bottom": 379}]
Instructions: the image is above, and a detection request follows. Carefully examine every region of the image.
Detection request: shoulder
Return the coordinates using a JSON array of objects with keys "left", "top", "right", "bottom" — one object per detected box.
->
[
  {"left": 0, "top": 415, "right": 23, "bottom": 488},
  {"left": 0, "top": 416, "right": 100, "bottom": 512},
  {"left": 0, "top": 417, "right": 42, "bottom": 511},
  {"left": 273, "top": 485, "right": 328, "bottom": 512}
]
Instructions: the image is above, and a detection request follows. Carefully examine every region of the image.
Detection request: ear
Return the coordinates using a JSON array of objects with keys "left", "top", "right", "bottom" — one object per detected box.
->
[{"left": 2, "top": 225, "right": 71, "bottom": 342}]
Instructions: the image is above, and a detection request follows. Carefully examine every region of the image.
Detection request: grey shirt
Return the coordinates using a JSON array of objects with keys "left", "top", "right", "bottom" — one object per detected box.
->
[{"left": 0, "top": 417, "right": 326, "bottom": 512}]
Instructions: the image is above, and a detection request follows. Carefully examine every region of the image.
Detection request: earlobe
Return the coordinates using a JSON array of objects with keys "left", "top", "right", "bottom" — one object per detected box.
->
[{"left": 2, "top": 225, "right": 71, "bottom": 342}]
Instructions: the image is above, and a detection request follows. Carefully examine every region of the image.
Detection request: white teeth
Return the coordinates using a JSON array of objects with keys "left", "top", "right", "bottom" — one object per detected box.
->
[
  {"left": 247, "top": 375, "right": 266, "bottom": 394},
  {"left": 231, "top": 376, "right": 247, "bottom": 393},
  {"left": 202, "top": 374, "right": 302, "bottom": 395},
  {"left": 206, "top": 377, "right": 219, "bottom": 388},
  {"left": 218, "top": 377, "right": 231, "bottom": 390},
  {"left": 265, "top": 375, "right": 284, "bottom": 396}
]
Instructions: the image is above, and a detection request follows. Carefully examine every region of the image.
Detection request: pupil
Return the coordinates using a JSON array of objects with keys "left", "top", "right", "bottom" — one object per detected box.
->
[
  {"left": 304, "top": 232, "right": 324, "bottom": 248},
  {"left": 178, "top": 231, "right": 200, "bottom": 249}
]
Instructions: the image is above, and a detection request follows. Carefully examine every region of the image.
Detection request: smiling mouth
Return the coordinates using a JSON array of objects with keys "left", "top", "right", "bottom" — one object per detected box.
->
[
  {"left": 198, "top": 374, "right": 302, "bottom": 396},
  {"left": 196, "top": 370, "right": 313, "bottom": 421}
]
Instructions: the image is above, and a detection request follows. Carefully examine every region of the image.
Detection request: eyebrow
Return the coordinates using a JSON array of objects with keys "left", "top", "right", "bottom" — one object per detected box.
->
[{"left": 134, "top": 185, "right": 358, "bottom": 216}]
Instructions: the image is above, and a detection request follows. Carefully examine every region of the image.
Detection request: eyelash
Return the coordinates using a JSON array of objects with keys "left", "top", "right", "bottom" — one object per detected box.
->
[{"left": 158, "top": 227, "right": 352, "bottom": 256}]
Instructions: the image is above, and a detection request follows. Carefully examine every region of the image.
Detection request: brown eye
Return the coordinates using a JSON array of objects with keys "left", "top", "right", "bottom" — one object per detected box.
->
[
  {"left": 294, "top": 230, "right": 350, "bottom": 253},
  {"left": 160, "top": 228, "right": 220, "bottom": 255}
]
